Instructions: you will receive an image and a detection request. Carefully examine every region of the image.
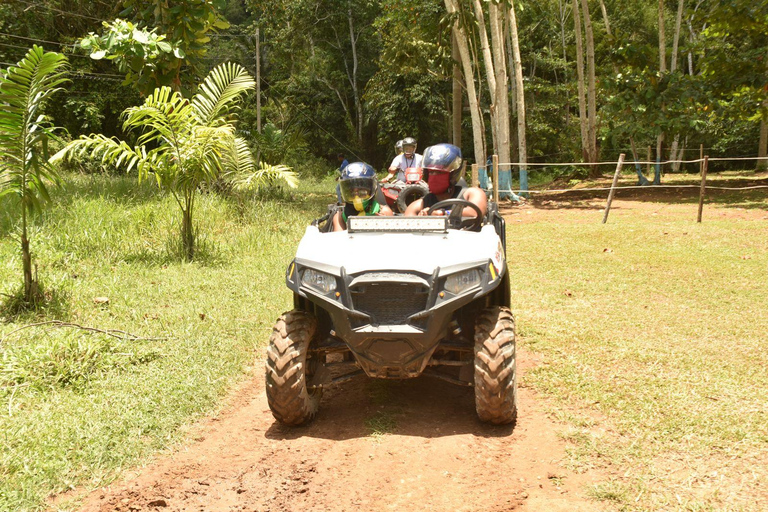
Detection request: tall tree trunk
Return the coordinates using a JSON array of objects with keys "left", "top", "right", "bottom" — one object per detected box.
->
[
  {"left": 655, "top": 0, "right": 667, "bottom": 185},
  {"left": 348, "top": 6, "right": 363, "bottom": 142},
  {"left": 630, "top": 137, "right": 650, "bottom": 185},
  {"left": 472, "top": 0, "right": 500, "bottom": 160},
  {"left": 670, "top": 0, "right": 684, "bottom": 171},
  {"left": 445, "top": 0, "right": 486, "bottom": 171},
  {"left": 687, "top": 17, "right": 695, "bottom": 75},
  {"left": 598, "top": 0, "right": 611, "bottom": 36},
  {"left": 490, "top": 1, "right": 514, "bottom": 199},
  {"left": 759, "top": 99, "right": 768, "bottom": 171},
  {"left": 580, "top": 0, "right": 598, "bottom": 175},
  {"left": 758, "top": 52, "right": 768, "bottom": 171},
  {"left": 506, "top": 14, "right": 517, "bottom": 117},
  {"left": 452, "top": 33, "right": 463, "bottom": 148},
  {"left": 558, "top": 0, "right": 569, "bottom": 126},
  {"left": 508, "top": 0, "right": 527, "bottom": 194},
  {"left": 472, "top": 0, "right": 497, "bottom": 98},
  {"left": 572, "top": 0, "right": 589, "bottom": 164}
]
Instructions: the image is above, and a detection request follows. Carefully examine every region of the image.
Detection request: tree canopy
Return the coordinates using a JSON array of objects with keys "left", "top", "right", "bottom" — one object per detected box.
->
[{"left": 1, "top": 0, "right": 767, "bottom": 174}]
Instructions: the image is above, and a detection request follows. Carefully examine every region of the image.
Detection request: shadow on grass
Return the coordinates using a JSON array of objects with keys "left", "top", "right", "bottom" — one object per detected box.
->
[
  {"left": 0, "top": 285, "right": 71, "bottom": 324},
  {"left": 122, "top": 233, "right": 229, "bottom": 268}
]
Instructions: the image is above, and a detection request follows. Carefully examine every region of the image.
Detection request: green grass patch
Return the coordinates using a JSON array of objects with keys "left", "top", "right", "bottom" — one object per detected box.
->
[
  {"left": 510, "top": 185, "right": 768, "bottom": 511},
  {"left": 365, "top": 411, "right": 398, "bottom": 437},
  {"left": 0, "top": 173, "right": 337, "bottom": 510},
  {"left": 0, "top": 171, "right": 765, "bottom": 511}
]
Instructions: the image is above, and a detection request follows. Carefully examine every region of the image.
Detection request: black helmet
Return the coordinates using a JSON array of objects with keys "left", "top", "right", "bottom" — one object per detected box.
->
[
  {"left": 402, "top": 136, "right": 417, "bottom": 155},
  {"left": 340, "top": 162, "right": 377, "bottom": 210},
  {"left": 421, "top": 143, "right": 465, "bottom": 186}
]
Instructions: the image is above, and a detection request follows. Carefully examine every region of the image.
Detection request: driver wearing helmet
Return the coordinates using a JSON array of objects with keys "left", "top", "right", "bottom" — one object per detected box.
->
[
  {"left": 381, "top": 136, "right": 422, "bottom": 183},
  {"left": 333, "top": 162, "right": 393, "bottom": 231},
  {"left": 403, "top": 143, "right": 487, "bottom": 219}
]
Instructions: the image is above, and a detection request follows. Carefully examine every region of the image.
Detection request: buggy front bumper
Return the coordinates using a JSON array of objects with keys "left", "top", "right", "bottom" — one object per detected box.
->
[{"left": 286, "top": 258, "right": 507, "bottom": 378}]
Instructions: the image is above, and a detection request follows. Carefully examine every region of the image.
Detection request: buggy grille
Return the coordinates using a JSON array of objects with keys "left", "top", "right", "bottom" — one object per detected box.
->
[{"left": 351, "top": 281, "right": 428, "bottom": 326}]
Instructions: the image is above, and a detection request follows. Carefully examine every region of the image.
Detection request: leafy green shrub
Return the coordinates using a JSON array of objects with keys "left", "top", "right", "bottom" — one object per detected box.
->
[{"left": 286, "top": 152, "right": 336, "bottom": 180}]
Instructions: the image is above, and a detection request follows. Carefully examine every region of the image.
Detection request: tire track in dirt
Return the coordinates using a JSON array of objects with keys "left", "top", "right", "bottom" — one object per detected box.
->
[{"left": 72, "top": 349, "right": 613, "bottom": 512}]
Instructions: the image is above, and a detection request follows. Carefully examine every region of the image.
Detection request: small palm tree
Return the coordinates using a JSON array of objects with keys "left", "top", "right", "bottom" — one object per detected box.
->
[
  {"left": 0, "top": 46, "right": 68, "bottom": 303},
  {"left": 222, "top": 137, "right": 298, "bottom": 191},
  {"left": 53, "top": 63, "right": 256, "bottom": 260}
]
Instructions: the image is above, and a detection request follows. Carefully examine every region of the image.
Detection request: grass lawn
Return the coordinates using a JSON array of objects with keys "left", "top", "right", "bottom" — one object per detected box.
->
[
  {"left": 0, "top": 173, "right": 334, "bottom": 510},
  {"left": 0, "top": 170, "right": 766, "bottom": 511},
  {"left": 506, "top": 173, "right": 768, "bottom": 511}
]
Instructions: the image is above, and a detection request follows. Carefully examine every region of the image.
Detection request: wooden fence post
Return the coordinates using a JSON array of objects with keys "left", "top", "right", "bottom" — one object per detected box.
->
[
  {"left": 699, "top": 144, "right": 704, "bottom": 175},
  {"left": 471, "top": 163, "right": 479, "bottom": 188},
  {"left": 602, "top": 154, "right": 626, "bottom": 224},
  {"left": 697, "top": 156, "right": 709, "bottom": 223},
  {"left": 492, "top": 154, "right": 499, "bottom": 205}
]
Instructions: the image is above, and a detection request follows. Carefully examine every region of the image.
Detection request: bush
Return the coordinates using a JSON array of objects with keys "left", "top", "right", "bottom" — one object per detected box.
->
[{"left": 286, "top": 152, "right": 336, "bottom": 180}]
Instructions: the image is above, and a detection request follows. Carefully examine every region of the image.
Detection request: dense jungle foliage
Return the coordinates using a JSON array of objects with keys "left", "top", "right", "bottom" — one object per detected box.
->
[{"left": 1, "top": 0, "right": 767, "bottom": 174}]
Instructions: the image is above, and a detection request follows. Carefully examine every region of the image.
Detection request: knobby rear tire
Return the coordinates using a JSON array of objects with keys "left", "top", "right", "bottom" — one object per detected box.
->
[
  {"left": 396, "top": 183, "right": 428, "bottom": 213},
  {"left": 474, "top": 306, "right": 518, "bottom": 425},
  {"left": 265, "top": 310, "right": 321, "bottom": 426}
]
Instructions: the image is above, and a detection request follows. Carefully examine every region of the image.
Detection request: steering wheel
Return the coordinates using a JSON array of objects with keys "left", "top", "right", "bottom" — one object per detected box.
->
[{"left": 426, "top": 198, "right": 483, "bottom": 231}]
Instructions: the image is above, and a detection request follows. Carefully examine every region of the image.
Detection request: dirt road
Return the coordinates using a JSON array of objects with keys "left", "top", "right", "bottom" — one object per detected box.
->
[{"left": 75, "top": 349, "right": 611, "bottom": 512}]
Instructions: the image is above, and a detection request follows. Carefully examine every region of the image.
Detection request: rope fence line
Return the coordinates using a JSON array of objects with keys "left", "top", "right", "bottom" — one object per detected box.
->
[
  {"left": 474, "top": 154, "right": 767, "bottom": 224},
  {"left": 491, "top": 156, "right": 768, "bottom": 168},
  {"left": 494, "top": 184, "right": 768, "bottom": 194}
]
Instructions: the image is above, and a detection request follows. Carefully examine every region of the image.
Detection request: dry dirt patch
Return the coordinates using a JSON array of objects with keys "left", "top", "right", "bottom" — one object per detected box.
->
[{"left": 70, "top": 350, "right": 612, "bottom": 512}]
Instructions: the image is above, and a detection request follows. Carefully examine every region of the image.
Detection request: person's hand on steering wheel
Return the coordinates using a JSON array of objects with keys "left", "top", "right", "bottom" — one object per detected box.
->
[{"left": 426, "top": 198, "right": 483, "bottom": 230}]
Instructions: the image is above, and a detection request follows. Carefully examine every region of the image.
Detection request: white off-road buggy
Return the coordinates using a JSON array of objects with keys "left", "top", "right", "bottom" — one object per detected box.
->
[{"left": 266, "top": 199, "right": 516, "bottom": 426}]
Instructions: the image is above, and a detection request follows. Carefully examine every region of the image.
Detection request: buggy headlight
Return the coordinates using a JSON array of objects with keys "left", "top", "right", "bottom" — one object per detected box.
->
[
  {"left": 444, "top": 269, "right": 482, "bottom": 295},
  {"left": 301, "top": 268, "right": 337, "bottom": 294}
]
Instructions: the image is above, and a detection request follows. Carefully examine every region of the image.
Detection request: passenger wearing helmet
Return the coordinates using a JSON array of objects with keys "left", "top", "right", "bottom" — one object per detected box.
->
[
  {"left": 403, "top": 143, "right": 487, "bottom": 219},
  {"left": 381, "top": 136, "right": 423, "bottom": 183},
  {"left": 394, "top": 139, "right": 404, "bottom": 155},
  {"left": 333, "top": 162, "right": 393, "bottom": 231}
]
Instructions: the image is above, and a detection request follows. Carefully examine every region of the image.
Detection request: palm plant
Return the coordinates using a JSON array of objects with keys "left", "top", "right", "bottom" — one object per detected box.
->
[
  {"left": 0, "top": 46, "right": 68, "bottom": 303},
  {"left": 53, "top": 63, "right": 256, "bottom": 260},
  {"left": 222, "top": 136, "right": 298, "bottom": 191}
]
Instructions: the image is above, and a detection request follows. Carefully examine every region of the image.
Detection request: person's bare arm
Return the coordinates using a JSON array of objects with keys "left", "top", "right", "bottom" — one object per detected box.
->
[
  {"left": 404, "top": 198, "right": 424, "bottom": 216},
  {"left": 462, "top": 187, "right": 488, "bottom": 217},
  {"left": 378, "top": 205, "right": 394, "bottom": 216},
  {"left": 332, "top": 211, "right": 346, "bottom": 231},
  {"left": 381, "top": 168, "right": 397, "bottom": 183}
]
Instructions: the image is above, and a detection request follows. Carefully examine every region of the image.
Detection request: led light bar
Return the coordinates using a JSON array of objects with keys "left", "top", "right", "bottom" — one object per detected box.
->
[{"left": 347, "top": 216, "right": 448, "bottom": 233}]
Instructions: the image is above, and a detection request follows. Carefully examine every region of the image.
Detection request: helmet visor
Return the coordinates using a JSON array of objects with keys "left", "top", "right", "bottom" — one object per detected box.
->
[{"left": 340, "top": 177, "right": 375, "bottom": 203}]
